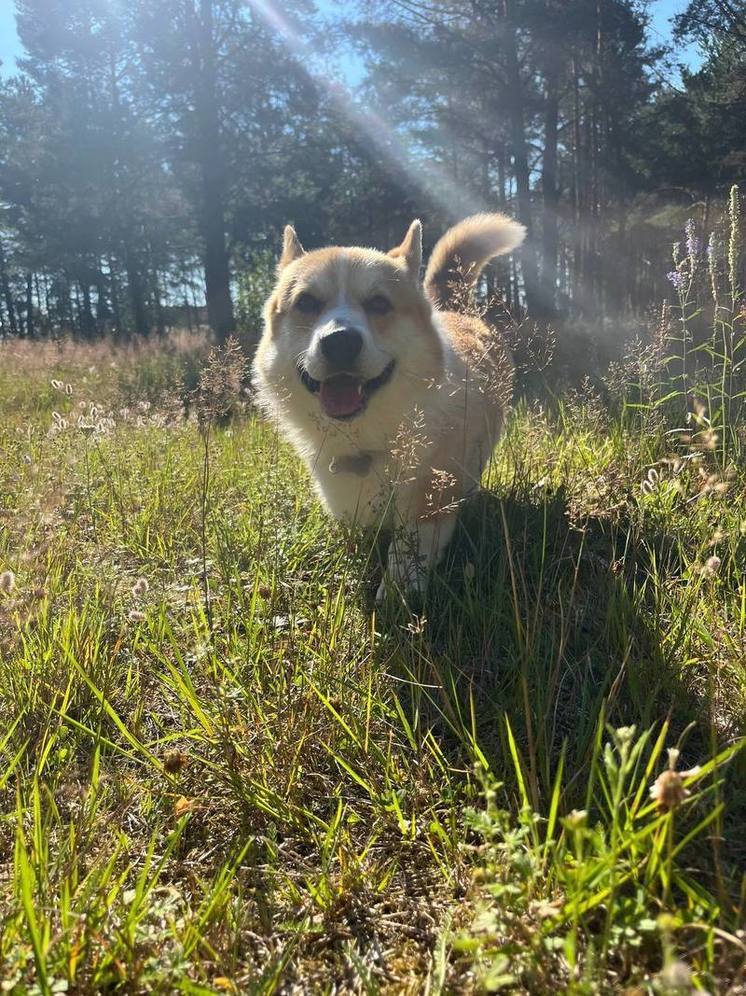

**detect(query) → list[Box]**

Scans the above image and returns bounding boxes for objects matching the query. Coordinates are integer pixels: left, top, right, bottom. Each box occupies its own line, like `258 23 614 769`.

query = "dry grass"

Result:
1 194 745 993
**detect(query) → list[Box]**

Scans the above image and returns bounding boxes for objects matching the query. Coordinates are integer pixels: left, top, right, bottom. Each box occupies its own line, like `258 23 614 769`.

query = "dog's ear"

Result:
388 220 422 278
279 225 305 270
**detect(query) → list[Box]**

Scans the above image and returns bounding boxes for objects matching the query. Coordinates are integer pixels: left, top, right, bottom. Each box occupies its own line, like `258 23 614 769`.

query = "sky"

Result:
0 0 703 80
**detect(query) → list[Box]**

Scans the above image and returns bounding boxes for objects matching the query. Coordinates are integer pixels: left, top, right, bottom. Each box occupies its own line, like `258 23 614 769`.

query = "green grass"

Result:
0 333 744 994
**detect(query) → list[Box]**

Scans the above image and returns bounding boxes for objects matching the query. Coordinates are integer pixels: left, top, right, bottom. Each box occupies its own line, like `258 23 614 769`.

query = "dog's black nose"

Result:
320 328 363 367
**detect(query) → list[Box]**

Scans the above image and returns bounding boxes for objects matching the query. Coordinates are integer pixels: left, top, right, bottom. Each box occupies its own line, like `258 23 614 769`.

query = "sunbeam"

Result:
247 0 490 223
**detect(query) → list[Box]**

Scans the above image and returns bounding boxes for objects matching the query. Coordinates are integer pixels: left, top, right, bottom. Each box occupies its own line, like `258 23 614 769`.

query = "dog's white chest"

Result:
313 449 393 525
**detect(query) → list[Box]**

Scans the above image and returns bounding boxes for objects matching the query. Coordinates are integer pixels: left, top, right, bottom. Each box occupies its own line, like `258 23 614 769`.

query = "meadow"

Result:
1 207 745 993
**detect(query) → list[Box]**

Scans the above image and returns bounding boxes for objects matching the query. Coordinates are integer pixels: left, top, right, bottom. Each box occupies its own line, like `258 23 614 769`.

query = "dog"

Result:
252 213 525 601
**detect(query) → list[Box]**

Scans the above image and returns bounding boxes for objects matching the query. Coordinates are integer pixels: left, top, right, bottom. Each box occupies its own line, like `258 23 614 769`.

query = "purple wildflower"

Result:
685 219 701 259
667 270 686 291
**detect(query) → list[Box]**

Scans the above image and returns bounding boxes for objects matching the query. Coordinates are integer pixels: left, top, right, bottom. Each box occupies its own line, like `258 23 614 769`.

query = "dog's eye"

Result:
294 292 323 315
364 294 393 316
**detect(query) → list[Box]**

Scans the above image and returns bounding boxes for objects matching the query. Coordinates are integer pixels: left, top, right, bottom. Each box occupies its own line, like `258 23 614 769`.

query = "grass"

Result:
0 202 745 992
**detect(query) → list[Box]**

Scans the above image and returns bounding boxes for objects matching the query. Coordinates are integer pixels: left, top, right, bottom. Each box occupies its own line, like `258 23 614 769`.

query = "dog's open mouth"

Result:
297 360 395 420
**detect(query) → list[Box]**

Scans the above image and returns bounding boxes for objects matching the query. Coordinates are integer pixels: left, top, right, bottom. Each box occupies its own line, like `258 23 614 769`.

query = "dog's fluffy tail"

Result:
423 213 526 311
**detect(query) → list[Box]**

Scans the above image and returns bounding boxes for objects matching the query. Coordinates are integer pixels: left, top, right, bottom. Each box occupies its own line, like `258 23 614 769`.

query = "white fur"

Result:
253 217 522 601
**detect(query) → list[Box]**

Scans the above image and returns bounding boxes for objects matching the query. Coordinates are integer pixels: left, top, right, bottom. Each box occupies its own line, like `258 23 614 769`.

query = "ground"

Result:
0 332 744 994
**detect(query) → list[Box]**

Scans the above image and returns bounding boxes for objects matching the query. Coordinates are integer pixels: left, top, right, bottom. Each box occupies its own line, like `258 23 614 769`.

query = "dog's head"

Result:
256 221 443 422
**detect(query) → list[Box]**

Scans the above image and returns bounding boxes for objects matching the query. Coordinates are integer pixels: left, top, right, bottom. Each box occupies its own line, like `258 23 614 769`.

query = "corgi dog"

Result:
252 214 525 601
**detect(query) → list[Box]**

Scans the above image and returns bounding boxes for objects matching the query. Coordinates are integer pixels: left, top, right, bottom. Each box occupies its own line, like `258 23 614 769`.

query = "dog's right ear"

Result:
388 219 422 279
279 225 305 270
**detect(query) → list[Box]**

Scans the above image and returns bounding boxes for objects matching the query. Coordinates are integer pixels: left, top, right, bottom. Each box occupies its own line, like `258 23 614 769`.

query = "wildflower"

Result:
173 795 195 816
0 570 15 594
213 978 238 992
650 748 700 812
650 769 689 811
728 184 740 302
684 218 701 260
131 577 149 597
707 232 720 307
703 555 721 576
666 270 686 292
127 609 146 622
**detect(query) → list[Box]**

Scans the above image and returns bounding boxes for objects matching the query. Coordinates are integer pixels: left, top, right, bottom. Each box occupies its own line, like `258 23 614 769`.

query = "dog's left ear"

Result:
388 220 422 279
279 225 305 270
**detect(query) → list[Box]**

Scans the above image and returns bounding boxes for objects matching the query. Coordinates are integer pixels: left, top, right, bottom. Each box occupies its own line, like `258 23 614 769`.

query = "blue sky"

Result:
0 0 703 80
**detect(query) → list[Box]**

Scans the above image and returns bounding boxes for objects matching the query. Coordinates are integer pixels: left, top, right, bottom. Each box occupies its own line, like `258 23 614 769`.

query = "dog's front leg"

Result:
376 512 457 604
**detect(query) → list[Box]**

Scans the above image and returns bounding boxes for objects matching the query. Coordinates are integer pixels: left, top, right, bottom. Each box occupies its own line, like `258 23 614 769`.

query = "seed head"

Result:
127 609 146 622
658 959 693 991
0 570 15 594
650 769 689 811
703 555 721 576
563 809 588 831
163 750 189 773
131 577 149 597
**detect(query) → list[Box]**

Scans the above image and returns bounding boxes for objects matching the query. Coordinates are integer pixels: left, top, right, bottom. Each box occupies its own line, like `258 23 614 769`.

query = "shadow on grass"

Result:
375 489 743 817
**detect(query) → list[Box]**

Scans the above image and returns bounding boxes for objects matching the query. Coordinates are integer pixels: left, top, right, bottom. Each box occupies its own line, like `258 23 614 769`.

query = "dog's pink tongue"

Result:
319 375 364 418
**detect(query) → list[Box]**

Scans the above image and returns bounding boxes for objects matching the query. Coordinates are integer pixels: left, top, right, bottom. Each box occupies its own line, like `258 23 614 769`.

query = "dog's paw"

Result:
375 555 426 606
374 578 388 606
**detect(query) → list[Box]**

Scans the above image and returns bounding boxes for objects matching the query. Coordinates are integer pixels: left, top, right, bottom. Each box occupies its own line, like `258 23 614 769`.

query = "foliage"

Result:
0 0 744 343
1 205 745 986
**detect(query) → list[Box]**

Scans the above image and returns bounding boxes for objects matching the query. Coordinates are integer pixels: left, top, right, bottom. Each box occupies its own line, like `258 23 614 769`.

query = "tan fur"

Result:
424 213 526 310
252 214 525 601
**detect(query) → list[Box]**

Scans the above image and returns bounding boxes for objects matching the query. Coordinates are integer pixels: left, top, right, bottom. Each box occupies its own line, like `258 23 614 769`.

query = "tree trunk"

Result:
0 242 18 336
96 272 111 323
501 1 539 318
25 272 34 337
153 268 166 335
124 245 148 334
193 0 234 343
108 256 122 332
81 282 96 338
541 51 561 320
571 58 584 313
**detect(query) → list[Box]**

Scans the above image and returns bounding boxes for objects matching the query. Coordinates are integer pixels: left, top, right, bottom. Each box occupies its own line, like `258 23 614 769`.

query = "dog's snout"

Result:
320 328 363 367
